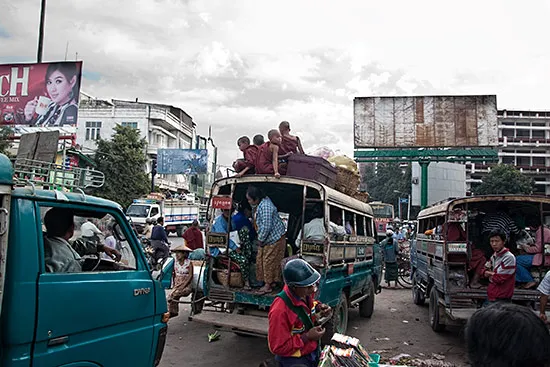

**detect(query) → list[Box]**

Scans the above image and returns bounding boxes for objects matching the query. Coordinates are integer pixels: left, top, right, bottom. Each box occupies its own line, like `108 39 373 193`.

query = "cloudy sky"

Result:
2 0 550 167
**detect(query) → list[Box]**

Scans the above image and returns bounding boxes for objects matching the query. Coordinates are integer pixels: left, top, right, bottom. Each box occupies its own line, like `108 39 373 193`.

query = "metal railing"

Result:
13 158 105 191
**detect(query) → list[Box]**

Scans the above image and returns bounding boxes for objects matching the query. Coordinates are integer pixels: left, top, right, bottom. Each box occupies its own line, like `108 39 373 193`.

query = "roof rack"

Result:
13 158 105 192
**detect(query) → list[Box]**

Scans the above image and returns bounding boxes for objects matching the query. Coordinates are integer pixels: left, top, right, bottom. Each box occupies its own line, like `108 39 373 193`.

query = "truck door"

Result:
32 204 157 366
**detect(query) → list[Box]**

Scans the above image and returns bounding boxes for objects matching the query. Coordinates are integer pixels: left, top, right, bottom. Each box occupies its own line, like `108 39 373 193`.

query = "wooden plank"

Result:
191 311 268 336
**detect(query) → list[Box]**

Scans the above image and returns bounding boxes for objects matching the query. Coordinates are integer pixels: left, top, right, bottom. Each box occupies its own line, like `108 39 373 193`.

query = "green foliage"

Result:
472 164 535 195
362 162 411 214
0 126 13 156
92 125 150 208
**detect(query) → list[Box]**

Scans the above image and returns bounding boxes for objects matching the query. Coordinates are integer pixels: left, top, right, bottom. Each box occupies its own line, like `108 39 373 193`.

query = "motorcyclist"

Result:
268 258 331 367
150 217 170 265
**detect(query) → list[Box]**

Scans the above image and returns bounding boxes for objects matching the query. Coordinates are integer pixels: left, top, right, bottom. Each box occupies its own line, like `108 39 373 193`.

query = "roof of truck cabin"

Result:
212 175 373 216
12 187 124 210
417 194 550 219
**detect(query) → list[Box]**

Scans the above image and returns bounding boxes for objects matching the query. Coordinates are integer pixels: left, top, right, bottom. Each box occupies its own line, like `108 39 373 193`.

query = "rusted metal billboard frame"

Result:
354 95 498 149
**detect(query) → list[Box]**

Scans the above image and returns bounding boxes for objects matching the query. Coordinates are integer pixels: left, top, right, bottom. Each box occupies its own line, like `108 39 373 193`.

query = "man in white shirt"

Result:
537 271 550 322
295 205 346 249
81 219 103 241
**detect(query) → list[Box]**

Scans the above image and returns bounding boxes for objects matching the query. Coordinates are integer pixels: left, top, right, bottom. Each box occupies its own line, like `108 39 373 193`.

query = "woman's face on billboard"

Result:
46 70 75 105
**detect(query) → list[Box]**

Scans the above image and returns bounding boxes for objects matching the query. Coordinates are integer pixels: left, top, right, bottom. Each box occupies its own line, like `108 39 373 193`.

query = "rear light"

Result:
154 326 168 366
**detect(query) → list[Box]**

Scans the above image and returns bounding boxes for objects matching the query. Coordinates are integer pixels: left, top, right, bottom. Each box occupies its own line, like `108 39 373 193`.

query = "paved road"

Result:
161 235 468 367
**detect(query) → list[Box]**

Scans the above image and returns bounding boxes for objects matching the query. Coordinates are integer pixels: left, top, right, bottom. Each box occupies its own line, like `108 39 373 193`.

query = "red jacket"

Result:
182 226 203 250
487 248 516 301
268 285 318 358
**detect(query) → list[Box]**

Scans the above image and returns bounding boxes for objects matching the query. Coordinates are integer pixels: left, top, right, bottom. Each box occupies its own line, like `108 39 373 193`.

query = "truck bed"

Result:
190 311 268 337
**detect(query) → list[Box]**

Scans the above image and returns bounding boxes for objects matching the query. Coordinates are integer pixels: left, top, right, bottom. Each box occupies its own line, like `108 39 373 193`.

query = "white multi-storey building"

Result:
77 95 196 192
466 109 550 195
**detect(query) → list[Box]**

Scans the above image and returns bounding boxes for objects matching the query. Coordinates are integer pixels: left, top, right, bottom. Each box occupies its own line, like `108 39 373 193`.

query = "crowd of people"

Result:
233 121 304 178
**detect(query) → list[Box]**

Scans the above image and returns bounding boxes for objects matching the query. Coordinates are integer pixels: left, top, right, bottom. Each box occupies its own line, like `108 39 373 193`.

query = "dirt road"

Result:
160 285 469 366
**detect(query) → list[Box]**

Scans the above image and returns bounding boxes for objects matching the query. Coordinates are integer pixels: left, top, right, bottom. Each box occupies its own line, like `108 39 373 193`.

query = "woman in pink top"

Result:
516 222 550 289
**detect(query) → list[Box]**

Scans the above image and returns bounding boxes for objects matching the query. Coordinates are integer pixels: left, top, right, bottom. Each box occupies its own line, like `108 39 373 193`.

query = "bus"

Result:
370 201 395 241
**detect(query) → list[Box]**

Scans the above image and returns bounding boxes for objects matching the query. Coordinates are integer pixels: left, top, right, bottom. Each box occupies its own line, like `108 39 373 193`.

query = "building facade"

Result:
77 96 196 192
466 109 550 195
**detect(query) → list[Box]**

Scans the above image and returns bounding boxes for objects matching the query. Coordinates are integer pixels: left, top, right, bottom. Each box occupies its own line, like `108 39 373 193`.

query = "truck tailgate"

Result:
190 311 268 337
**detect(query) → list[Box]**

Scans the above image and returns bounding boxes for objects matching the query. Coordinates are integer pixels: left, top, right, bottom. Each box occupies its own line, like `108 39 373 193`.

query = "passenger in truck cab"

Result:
43 208 121 273
278 120 305 158
516 218 550 289
483 230 516 304
255 129 286 178
295 204 346 249
233 136 259 177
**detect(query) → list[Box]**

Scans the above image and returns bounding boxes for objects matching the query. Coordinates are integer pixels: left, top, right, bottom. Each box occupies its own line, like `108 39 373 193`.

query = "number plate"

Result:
207 232 228 247
302 241 324 255
211 196 233 210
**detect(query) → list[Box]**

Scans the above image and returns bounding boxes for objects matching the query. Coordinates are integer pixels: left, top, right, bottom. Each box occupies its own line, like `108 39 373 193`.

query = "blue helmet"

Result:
283 259 321 287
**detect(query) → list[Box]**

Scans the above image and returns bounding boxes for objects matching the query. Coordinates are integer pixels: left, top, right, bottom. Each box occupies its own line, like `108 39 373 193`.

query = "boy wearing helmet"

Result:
268 258 331 367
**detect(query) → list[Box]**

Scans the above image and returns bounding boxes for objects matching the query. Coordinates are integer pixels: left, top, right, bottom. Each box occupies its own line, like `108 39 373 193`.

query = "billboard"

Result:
0 61 83 127
354 95 498 148
157 149 208 175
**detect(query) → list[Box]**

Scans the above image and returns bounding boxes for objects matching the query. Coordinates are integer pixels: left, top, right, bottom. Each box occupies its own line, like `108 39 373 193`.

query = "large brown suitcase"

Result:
286 154 337 188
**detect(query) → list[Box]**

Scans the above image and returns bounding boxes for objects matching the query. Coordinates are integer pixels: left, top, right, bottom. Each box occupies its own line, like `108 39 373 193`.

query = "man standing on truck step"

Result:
483 230 516 304
268 259 331 367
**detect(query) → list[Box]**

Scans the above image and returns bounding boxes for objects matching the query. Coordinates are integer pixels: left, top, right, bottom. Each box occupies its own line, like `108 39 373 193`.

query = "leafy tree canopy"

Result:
92 125 150 208
0 126 13 156
472 164 535 195
362 162 411 216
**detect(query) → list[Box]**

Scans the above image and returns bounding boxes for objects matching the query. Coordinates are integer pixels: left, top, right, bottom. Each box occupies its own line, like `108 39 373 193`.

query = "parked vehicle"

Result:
1 155 173 366
411 195 550 332
370 202 395 242
189 175 382 341
127 194 200 236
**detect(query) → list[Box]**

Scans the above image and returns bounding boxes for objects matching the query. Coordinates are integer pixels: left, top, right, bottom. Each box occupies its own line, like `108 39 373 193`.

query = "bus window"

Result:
366 217 374 237
330 206 344 227
356 215 365 236
344 210 356 236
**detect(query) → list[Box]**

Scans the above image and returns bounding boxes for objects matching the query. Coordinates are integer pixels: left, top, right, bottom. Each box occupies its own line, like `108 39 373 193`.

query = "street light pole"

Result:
37 0 47 62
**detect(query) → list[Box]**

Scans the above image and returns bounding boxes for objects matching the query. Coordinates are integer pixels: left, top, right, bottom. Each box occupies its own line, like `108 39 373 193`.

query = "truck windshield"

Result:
127 204 150 218
372 204 394 218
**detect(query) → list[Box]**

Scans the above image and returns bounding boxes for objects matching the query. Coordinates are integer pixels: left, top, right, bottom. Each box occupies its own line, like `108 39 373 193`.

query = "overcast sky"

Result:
2 0 550 167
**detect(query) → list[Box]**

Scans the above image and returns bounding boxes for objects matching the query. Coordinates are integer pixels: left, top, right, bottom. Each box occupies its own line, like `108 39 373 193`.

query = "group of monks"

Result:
233 121 305 178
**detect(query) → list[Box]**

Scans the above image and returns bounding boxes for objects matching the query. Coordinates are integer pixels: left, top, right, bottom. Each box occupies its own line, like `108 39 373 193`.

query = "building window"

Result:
502 156 515 164
502 129 515 138
85 121 102 141
121 122 138 129
517 156 530 166
532 130 545 139
533 157 545 166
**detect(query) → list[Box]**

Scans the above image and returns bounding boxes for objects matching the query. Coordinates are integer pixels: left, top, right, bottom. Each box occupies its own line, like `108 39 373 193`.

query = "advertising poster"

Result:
0 61 83 128
157 149 208 175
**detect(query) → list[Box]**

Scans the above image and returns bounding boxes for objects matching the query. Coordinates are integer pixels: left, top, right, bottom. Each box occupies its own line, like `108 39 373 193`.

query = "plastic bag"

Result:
309 146 335 160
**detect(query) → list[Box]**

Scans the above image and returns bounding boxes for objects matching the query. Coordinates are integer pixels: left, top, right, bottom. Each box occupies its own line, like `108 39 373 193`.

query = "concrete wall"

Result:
411 162 466 206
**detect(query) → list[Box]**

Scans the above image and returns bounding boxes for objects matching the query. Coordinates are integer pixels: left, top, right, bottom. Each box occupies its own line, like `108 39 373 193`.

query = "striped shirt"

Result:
482 212 521 237
538 271 550 296
254 197 286 245
487 248 516 301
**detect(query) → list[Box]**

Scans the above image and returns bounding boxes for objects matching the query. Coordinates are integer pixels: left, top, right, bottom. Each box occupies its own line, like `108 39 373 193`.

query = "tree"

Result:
472 164 535 195
92 125 150 208
362 162 411 215
0 126 13 156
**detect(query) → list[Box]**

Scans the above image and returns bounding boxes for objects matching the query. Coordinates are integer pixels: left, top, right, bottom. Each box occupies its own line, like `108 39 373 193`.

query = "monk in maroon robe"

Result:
182 220 204 250
233 136 259 177
278 121 304 157
255 129 286 177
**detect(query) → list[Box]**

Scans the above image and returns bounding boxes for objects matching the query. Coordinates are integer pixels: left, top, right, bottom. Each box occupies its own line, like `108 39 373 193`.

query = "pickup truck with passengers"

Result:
189 175 382 341
0 156 173 366
411 195 550 332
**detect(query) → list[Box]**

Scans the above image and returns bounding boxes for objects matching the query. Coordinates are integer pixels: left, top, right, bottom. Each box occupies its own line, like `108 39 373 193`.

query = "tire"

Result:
322 293 349 345
176 226 184 237
359 282 375 318
412 274 425 306
429 288 446 332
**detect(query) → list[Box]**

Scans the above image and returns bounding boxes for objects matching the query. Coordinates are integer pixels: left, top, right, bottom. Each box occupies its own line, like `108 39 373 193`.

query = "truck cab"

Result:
0 155 172 366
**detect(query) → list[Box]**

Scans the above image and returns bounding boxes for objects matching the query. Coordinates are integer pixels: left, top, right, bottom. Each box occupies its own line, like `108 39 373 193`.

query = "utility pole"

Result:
37 0 47 62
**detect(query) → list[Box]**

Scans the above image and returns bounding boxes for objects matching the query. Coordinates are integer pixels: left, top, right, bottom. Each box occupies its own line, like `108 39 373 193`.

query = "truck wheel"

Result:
429 288 446 332
322 293 348 345
359 281 375 318
176 226 184 237
412 274 425 306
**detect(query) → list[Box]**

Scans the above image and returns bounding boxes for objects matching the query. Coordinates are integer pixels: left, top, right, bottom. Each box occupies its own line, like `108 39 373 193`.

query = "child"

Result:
232 136 259 177
256 129 286 177
167 245 194 317
253 134 265 146
278 121 305 157
483 230 516 304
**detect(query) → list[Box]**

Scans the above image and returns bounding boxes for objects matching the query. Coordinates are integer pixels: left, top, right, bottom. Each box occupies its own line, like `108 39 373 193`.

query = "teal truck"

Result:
0 156 173 366
190 175 382 340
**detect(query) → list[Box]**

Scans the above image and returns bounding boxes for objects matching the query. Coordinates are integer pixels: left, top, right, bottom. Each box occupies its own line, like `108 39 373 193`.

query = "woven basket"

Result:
217 269 244 288
335 166 360 195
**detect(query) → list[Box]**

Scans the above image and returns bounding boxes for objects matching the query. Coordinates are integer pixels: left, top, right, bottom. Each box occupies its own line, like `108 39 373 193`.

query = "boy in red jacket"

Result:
268 259 331 367
483 230 516 303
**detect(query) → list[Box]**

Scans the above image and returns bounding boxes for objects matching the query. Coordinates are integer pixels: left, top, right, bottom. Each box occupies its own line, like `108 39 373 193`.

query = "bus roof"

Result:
417 194 550 219
211 175 373 216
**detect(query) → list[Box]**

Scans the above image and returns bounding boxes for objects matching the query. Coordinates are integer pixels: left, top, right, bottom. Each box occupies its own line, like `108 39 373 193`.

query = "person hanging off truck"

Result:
268 258 331 367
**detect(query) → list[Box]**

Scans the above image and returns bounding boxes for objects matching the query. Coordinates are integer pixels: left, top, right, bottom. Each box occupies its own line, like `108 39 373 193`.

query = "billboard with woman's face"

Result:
0 61 83 128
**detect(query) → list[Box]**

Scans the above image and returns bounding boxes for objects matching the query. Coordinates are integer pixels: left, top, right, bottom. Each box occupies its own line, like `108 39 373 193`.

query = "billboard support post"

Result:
420 161 430 209
37 0 47 63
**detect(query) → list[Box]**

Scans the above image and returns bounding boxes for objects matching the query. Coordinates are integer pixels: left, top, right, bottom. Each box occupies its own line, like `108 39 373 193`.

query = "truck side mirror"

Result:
156 257 175 288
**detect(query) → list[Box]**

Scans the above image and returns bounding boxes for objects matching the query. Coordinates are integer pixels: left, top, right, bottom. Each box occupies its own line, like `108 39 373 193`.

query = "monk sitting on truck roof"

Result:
255 129 286 178
278 121 304 158
233 136 259 178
